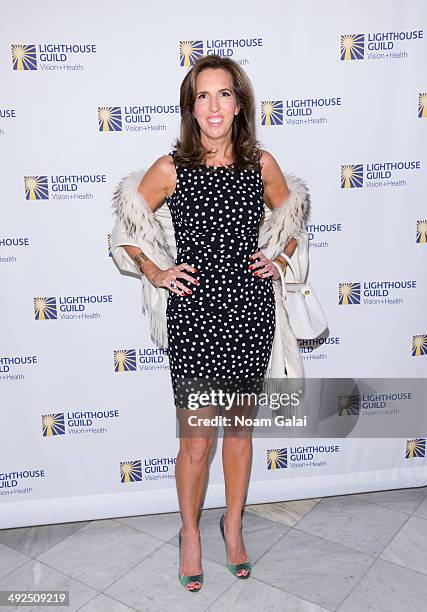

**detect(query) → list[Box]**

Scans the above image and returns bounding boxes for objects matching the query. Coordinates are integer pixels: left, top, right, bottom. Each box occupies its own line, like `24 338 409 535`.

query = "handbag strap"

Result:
271 260 288 298
272 234 304 297
279 252 300 282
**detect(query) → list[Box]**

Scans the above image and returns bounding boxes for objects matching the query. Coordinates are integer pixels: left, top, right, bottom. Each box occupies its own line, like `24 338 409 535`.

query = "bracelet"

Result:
274 255 288 272
132 250 150 275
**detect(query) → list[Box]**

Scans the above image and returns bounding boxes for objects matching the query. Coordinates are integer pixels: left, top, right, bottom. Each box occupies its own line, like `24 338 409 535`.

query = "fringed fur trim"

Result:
112 169 175 267
258 173 311 260
147 300 169 349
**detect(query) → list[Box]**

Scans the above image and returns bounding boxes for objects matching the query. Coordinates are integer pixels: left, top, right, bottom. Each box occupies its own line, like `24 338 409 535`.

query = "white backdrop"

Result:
1 0 426 529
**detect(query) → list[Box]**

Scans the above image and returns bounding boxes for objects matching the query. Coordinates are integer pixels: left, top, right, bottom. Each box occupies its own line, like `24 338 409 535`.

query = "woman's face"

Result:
193 68 240 144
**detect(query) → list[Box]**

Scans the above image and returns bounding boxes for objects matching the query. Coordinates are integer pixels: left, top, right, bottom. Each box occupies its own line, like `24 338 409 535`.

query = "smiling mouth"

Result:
207 117 224 126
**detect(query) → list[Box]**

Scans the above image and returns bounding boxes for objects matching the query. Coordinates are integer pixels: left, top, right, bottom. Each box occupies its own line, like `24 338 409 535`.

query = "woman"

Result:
111 55 309 592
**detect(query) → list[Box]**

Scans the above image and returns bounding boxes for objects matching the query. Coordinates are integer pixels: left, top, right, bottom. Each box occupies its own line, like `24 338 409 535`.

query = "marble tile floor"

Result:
0 486 426 612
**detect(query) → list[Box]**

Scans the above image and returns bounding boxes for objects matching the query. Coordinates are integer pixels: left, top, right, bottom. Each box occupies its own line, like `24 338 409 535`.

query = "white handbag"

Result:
272 246 328 340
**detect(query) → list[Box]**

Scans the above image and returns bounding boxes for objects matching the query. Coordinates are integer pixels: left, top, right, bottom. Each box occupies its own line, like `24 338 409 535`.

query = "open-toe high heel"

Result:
219 513 252 579
178 528 204 592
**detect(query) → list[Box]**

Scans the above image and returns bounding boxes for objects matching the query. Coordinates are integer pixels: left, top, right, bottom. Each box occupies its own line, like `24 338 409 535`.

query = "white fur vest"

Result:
110 167 310 383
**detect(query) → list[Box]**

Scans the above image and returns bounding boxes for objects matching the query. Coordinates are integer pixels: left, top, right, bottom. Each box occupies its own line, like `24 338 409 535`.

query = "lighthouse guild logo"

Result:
338 390 413 417
12 43 96 71
339 283 361 305
341 34 365 60
114 348 169 372
114 349 137 372
180 41 204 66
0 236 30 265
98 105 179 133
267 448 287 470
43 410 119 436
268 445 341 470
299 336 341 362
405 438 425 458
42 414 65 436
307 222 343 249
120 460 143 483
337 394 360 415
261 101 283 126
339 280 416 306
34 297 57 319
25 176 49 200
341 30 423 61
34 295 112 320
98 107 122 131
341 165 363 189
179 38 263 66
0 354 38 382
412 335 427 357
25 174 106 200
12 44 37 70
143 456 177 481
277 96 342 127
0 468 46 497
341 161 421 189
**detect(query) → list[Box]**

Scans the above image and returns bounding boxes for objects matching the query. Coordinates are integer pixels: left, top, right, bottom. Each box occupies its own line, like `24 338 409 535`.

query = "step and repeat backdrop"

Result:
1 0 426 528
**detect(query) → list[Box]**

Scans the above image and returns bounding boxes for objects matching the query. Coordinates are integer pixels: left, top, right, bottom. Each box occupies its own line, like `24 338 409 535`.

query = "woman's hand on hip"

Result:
249 250 280 281
150 263 199 296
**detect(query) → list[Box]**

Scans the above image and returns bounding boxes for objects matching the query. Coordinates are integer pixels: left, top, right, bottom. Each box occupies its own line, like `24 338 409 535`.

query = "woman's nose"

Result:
209 96 219 112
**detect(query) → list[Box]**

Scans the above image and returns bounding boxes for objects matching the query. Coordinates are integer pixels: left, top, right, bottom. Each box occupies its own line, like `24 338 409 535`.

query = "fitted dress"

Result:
165 150 276 409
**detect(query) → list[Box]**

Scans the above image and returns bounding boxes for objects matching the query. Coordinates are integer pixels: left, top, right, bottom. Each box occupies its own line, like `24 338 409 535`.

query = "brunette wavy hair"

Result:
172 55 263 172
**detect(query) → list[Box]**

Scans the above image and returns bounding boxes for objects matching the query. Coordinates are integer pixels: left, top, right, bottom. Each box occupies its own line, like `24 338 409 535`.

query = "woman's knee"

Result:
180 436 215 462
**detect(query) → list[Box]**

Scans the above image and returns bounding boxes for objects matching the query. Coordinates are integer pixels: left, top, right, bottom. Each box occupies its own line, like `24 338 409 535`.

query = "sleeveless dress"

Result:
165 150 276 409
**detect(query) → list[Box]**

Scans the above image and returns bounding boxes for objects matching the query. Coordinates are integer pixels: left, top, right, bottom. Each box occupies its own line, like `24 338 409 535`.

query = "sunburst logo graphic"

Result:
261 101 283 125
416 220 427 243
405 438 425 458
418 93 427 118
114 349 137 372
341 34 365 60
42 413 65 436
337 394 360 415
98 107 122 131
339 282 361 305
341 164 363 188
12 44 37 70
179 41 204 67
412 335 427 357
107 233 112 256
24 176 49 200
120 460 143 483
267 448 287 470
34 297 57 320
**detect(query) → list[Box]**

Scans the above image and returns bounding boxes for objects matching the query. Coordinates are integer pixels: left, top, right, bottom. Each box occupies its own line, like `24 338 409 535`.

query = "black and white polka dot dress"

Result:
165 150 275 408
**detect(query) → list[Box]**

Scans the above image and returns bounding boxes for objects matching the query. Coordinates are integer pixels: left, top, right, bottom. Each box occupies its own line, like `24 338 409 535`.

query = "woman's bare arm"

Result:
261 150 290 210
260 150 297 259
119 155 197 294
122 155 176 277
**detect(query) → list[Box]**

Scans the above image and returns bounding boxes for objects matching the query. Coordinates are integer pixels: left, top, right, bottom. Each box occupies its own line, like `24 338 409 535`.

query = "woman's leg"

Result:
175 405 217 588
221 398 255 577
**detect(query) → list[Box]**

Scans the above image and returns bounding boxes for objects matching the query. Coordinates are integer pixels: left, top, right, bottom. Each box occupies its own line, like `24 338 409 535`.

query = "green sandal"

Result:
219 513 252 579
178 528 204 592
